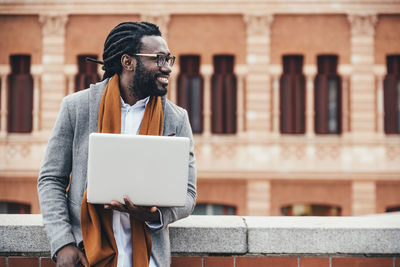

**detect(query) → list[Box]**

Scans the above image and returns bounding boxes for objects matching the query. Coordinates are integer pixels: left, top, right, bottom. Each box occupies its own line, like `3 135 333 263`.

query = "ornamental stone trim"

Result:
39 14 68 36
243 14 274 37
1 1 400 15
140 14 170 39
347 13 378 36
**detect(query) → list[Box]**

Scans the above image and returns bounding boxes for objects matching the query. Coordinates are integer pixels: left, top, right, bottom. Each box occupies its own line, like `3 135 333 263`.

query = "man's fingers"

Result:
123 197 152 212
78 250 89 267
112 197 157 219
123 196 137 211
110 201 127 212
150 206 157 213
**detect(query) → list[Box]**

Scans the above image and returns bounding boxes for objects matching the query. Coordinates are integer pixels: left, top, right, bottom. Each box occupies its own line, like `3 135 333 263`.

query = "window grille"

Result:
281 203 341 216
75 54 100 92
211 55 237 134
0 201 31 214
7 54 33 133
314 55 342 134
384 55 400 134
193 203 236 215
280 55 305 134
177 55 203 133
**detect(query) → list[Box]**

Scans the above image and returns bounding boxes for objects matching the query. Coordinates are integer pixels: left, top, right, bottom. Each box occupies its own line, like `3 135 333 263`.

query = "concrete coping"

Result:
1 214 400 256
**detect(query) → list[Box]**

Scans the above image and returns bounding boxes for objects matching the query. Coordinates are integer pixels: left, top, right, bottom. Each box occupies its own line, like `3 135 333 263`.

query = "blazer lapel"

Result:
85 79 108 189
88 79 109 134
161 95 167 136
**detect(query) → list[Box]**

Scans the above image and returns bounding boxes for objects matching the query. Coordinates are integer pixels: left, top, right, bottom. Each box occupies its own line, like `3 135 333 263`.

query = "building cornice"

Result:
0 0 400 15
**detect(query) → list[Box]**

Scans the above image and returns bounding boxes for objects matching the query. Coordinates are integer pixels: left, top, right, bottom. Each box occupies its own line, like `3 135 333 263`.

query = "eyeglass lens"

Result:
158 55 175 67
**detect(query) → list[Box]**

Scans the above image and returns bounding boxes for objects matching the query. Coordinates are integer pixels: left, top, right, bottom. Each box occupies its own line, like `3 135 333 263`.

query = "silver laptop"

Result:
87 133 189 207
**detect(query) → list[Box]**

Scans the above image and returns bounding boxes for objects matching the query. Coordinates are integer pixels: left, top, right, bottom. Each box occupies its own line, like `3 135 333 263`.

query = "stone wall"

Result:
1 214 399 266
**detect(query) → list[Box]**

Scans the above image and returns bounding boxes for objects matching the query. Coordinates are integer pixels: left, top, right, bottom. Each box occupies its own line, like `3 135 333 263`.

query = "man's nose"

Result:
160 63 172 74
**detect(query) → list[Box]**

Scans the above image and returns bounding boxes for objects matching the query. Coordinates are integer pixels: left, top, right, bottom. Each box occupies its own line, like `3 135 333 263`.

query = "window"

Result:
281 204 341 216
193 203 236 215
386 206 400 212
0 201 31 214
384 55 400 134
177 55 203 133
0 76 2 130
75 55 100 92
280 55 306 134
314 55 342 134
211 55 237 134
7 55 33 133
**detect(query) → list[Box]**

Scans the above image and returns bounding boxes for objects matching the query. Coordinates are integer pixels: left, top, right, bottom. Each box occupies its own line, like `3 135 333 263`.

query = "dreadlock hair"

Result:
101 22 161 80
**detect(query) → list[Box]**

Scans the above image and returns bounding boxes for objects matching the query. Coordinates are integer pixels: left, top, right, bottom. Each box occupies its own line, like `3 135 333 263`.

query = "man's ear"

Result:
121 54 136 72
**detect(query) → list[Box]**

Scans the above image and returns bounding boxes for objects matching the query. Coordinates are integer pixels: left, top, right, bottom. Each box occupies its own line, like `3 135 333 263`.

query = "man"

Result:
38 22 197 267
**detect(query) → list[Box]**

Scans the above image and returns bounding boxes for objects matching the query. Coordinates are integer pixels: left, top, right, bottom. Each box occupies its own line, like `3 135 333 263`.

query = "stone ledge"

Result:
0 215 49 255
1 214 400 256
245 215 400 255
170 215 247 254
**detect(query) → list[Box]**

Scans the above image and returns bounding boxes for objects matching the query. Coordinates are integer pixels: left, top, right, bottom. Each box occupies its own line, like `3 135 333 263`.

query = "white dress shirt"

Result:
113 96 161 267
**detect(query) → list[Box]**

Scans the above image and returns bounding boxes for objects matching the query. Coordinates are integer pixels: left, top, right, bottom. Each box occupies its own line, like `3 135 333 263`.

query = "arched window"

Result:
314 55 342 134
384 55 400 134
281 203 341 216
211 55 237 134
0 201 31 214
280 55 305 134
193 203 236 215
177 55 203 133
7 54 33 133
75 54 100 92
386 205 400 213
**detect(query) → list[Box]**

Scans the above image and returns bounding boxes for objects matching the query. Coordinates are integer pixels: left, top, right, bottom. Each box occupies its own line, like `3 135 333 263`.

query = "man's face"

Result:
128 35 172 99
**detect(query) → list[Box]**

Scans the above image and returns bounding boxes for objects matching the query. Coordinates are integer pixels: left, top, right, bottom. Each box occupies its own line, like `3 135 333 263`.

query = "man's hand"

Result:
104 196 160 222
56 244 88 267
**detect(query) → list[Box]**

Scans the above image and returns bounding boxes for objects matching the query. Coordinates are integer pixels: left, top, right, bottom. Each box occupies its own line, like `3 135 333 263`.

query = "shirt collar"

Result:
120 96 150 110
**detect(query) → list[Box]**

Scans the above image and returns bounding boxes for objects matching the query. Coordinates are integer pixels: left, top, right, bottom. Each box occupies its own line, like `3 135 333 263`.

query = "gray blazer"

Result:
37 79 197 267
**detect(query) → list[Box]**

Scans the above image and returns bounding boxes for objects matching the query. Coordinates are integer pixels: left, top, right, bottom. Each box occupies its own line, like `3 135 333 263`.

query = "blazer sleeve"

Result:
37 97 76 260
157 109 197 229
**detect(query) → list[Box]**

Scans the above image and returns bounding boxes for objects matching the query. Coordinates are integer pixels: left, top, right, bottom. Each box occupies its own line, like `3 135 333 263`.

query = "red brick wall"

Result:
0 177 40 214
2 256 397 267
376 181 400 213
270 180 352 216
271 15 350 65
375 15 400 64
169 15 247 65
65 15 141 64
172 256 397 267
197 179 247 215
0 15 42 65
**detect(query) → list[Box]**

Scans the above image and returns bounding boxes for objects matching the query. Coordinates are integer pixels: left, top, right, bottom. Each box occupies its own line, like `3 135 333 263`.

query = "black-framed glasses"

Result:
134 53 176 68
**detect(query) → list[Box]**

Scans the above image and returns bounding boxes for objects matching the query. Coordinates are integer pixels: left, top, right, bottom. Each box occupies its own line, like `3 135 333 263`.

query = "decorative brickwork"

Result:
38 14 68 130
243 14 274 134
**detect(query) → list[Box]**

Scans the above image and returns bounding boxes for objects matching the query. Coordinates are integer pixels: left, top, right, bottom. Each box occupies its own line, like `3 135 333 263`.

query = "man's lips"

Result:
156 75 169 85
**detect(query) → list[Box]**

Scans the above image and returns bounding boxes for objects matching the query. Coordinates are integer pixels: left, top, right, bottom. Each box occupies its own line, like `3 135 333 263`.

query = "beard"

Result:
128 59 168 100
